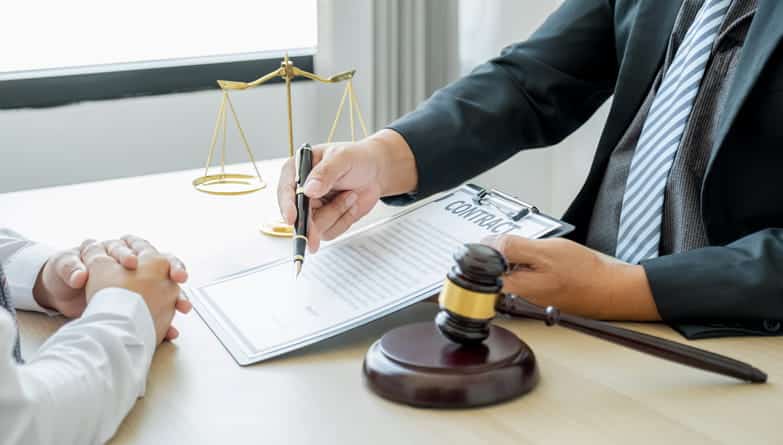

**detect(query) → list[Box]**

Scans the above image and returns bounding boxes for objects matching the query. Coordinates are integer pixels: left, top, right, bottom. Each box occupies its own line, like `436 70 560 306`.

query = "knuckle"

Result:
120 234 135 243
105 241 122 255
61 257 81 270
86 256 113 268
330 145 348 159
502 276 523 293
341 195 354 212
148 255 169 268
164 253 183 267
495 235 514 255
140 255 170 274
52 251 70 267
279 161 294 182
79 239 97 253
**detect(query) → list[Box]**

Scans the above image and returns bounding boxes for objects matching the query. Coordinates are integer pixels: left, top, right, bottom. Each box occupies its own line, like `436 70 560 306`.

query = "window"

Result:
0 1 318 109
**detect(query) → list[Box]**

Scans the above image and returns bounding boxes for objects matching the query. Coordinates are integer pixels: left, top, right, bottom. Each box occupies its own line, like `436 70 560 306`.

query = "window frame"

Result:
0 50 315 109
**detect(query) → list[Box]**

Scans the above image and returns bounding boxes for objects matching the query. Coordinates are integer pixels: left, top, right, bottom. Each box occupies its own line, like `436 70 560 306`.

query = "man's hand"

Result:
82 237 189 344
277 129 418 252
33 235 190 340
483 235 662 321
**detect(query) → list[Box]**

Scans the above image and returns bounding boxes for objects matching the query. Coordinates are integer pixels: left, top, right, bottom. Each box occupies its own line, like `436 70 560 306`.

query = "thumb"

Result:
54 249 89 289
302 150 352 199
481 234 541 265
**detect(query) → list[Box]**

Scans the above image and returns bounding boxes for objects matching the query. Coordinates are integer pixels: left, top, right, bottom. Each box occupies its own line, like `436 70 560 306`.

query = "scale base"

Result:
363 322 538 409
260 219 294 238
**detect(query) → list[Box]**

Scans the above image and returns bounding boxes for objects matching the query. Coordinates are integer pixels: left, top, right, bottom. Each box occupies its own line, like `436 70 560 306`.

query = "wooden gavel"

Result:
436 243 768 383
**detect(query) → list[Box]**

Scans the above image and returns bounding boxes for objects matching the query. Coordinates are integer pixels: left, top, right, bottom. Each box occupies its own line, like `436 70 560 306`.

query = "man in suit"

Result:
0 231 190 444
278 0 783 338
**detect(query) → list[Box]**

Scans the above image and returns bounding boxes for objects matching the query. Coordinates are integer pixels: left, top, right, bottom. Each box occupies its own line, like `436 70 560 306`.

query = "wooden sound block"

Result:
363 322 539 408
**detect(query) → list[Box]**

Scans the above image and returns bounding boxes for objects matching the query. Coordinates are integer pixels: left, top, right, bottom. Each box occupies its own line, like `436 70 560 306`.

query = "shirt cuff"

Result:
3 242 57 314
82 288 157 389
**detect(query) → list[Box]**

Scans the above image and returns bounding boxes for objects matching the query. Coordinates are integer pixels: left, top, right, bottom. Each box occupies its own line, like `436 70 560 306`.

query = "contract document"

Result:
189 184 572 365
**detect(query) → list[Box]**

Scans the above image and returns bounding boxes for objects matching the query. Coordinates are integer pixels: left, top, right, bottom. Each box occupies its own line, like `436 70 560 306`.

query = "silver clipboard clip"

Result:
471 186 540 222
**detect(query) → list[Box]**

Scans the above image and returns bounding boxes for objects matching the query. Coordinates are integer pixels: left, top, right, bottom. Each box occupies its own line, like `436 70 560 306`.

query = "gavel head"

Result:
435 243 508 345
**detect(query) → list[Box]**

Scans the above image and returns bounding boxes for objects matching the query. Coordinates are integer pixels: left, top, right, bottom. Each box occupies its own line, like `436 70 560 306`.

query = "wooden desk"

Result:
3 159 781 445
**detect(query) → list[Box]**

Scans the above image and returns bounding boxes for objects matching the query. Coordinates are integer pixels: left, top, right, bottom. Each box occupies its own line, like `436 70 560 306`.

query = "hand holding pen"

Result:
276 132 411 254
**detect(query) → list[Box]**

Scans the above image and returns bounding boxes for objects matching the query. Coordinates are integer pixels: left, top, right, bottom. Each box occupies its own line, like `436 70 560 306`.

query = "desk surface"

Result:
3 159 781 445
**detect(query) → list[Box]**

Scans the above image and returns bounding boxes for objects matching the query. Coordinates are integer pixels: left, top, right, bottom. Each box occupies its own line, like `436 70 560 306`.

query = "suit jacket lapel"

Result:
709 0 783 170
596 0 681 159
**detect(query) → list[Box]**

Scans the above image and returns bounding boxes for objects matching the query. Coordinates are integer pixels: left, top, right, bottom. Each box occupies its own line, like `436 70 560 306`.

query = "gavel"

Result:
435 243 767 383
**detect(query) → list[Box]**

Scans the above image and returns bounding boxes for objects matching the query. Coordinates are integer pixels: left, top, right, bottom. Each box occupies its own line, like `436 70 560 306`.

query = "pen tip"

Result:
294 261 302 278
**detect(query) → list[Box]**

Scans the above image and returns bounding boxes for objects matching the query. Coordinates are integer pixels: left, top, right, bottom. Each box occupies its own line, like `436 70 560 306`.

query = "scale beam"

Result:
192 54 369 241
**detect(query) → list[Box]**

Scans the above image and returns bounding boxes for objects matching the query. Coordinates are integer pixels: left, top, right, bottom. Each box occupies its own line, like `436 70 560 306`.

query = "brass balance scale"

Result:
192 54 368 237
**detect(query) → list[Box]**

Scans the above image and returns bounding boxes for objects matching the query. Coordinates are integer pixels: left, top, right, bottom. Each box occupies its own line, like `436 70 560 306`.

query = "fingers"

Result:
53 248 89 288
175 296 192 314
481 234 542 265
83 235 187 284
308 223 322 253
278 146 327 224
141 255 173 277
164 254 189 283
501 270 554 303
163 297 192 341
105 239 138 270
312 191 358 241
165 326 180 341
277 158 297 225
120 235 187 282
122 234 159 259
80 239 114 267
322 201 360 241
302 147 352 199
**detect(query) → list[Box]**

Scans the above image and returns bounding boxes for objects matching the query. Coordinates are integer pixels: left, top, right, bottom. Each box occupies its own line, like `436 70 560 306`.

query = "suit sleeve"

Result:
384 0 618 204
642 228 783 339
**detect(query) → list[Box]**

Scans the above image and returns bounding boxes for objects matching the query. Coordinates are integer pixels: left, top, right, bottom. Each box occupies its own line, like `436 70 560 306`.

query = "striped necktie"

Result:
615 0 731 264
0 267 23 363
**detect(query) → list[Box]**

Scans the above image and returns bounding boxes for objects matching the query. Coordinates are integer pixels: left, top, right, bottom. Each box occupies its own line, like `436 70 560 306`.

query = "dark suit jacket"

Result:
387 0 783 338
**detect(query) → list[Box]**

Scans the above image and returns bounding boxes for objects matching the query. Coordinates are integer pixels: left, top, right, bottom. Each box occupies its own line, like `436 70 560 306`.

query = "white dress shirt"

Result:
0 229 157 445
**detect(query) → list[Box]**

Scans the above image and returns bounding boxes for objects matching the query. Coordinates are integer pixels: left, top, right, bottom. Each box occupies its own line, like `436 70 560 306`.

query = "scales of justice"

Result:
192 54 368 237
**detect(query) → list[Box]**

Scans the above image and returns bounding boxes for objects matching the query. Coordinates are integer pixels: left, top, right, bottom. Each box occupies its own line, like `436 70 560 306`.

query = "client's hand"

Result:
33 235 190 339
82 237 189 344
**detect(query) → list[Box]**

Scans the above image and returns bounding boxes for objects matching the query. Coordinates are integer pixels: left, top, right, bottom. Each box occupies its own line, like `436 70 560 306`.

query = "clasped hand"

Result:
33 234 191 343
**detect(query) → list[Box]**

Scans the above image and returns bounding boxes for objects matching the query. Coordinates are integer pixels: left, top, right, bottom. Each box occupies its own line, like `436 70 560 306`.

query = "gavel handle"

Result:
496 294 767 383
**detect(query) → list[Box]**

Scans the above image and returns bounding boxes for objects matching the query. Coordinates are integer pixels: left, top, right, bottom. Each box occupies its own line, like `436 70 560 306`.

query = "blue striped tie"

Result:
615 0 731 264
0 267 23 362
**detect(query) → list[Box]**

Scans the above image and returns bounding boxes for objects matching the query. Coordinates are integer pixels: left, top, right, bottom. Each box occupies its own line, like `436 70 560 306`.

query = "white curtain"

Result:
371 0 459 130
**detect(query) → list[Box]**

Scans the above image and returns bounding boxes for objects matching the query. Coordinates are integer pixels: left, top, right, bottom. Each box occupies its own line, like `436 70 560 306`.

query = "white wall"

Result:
0 0 609 219
0 0 372 194
460 0 609 216
0 84 322 193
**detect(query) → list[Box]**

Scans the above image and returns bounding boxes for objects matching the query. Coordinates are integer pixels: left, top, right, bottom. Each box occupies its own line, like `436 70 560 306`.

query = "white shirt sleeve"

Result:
0 288 157 445
0 228 57 313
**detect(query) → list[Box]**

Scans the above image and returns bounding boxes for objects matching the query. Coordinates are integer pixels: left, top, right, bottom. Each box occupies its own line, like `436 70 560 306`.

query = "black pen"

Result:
293 143 313 277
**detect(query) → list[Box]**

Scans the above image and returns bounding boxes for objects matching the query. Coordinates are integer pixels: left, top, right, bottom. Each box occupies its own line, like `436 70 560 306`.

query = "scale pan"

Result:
193 173 266 196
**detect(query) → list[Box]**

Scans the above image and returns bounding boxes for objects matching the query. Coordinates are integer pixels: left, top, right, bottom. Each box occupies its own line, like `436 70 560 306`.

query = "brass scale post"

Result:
193 54 368 236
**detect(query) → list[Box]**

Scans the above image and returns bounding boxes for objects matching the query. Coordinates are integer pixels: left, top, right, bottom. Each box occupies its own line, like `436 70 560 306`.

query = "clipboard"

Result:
189 183 574 365
463 183 574 238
